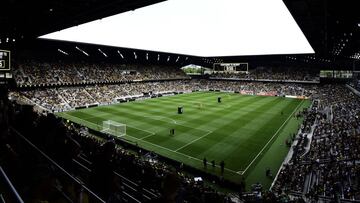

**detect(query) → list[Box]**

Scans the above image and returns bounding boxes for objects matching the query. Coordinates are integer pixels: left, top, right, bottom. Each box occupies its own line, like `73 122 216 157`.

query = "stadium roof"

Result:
38 0 314 57
1 0 360 63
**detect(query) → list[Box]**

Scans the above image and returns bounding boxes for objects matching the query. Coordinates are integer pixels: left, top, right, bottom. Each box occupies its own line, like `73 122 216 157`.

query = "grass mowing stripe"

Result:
116 92 237 117
121 128 241 175
60 111 156 138
174 130 213 152
241 99 304 175
79 106 214 149
196 99 296 167
174 96 268 130
176 97 287 170
56 92 308 185
243 99 310 189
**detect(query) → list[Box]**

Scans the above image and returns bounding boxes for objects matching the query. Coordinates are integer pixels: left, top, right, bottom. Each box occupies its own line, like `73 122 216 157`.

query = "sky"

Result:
39 0 315 57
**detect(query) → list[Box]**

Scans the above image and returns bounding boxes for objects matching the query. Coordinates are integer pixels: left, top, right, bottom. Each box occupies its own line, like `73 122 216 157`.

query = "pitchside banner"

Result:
257 91 277 96
240 90 254 95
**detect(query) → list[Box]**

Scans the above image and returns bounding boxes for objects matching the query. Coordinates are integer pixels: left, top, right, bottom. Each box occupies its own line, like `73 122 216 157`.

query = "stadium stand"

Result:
2 59 360 202
210 66 320 83
272 85 360 202
15 78 317 112
3 0 360 202
14 60 189 87
2 90 236 202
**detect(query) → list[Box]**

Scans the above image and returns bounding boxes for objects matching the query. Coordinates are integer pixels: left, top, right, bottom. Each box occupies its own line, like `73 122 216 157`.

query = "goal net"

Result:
102 120 126 137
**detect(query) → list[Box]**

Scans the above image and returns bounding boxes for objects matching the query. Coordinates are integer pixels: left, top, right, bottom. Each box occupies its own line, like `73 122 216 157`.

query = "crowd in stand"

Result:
13 60 324 87
14 60 188 86
4 60 360 202
211 66 319 82
272 85 360 202
15 80 317 112
8 80 360 202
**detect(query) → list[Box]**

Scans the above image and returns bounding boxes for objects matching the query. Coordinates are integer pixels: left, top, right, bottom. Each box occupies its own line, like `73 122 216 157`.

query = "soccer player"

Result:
220 160 225 175
211 160 215 169
170 128 175 136
203 157 207 169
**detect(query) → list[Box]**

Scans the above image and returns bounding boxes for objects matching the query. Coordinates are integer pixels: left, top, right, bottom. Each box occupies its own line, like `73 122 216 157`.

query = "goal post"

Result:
102 120 126 137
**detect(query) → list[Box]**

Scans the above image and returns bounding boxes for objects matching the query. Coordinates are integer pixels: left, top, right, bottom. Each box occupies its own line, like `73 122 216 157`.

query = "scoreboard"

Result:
0 50 11 82
213 63 248 73
0 50 11 71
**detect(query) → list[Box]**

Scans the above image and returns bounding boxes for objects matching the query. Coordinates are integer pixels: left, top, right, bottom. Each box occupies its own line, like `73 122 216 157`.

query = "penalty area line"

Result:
174 130 213 152
60 111 240 176
60 112 156 139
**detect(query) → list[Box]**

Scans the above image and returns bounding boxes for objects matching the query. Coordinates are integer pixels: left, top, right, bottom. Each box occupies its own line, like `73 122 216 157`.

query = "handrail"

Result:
72 159 91 173
290 192 360 203
10 127 106 203
0 166 24 203
73 155 156 202
113 171 158 198
123 191 141 203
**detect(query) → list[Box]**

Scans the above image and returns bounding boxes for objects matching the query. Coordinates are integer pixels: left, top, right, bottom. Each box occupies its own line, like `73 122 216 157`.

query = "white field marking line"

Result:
175 130 213 152
239 100 304 175
142 115 178 124
60 112 239 175
141 116 213 147
126 132 239 174
61 112 155 139
128 125 156 139
63 111 212 141
134 115 208 134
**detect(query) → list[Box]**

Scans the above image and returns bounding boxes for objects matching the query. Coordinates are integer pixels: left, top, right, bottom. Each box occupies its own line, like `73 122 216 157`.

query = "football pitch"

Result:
57 91 310 188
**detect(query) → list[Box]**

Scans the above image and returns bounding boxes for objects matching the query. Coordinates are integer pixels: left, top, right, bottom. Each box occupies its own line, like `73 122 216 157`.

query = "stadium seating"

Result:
14 61 189 87
272 85 360 202
1 98 234 202
210 66 320 82
2 61 360 202
15 80 316 112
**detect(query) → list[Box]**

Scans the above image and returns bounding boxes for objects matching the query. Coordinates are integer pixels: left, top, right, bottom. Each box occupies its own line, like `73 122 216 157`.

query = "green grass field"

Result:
56 91 310 189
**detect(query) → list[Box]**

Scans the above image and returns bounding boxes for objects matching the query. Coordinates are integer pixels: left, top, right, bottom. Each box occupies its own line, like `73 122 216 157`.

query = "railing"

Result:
72 154 159 202
0 166 24 203
10 127 106 203
10 126 158 203
290 191 360 203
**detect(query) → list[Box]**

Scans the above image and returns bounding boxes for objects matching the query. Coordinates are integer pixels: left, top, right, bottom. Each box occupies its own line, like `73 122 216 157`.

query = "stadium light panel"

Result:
39 0 315 57
98 48 108 57
117 50 124 58
75 46 89 56
58 48 69 55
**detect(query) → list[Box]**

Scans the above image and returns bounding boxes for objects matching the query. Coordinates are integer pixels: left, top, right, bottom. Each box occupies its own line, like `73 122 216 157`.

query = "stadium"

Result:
0 0 359 203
